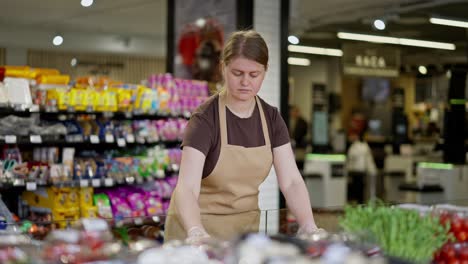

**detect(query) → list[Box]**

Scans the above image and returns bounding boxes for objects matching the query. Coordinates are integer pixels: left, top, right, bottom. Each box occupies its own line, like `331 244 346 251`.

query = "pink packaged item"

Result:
144 194 164 216
127 192 146 217
106 191 132 219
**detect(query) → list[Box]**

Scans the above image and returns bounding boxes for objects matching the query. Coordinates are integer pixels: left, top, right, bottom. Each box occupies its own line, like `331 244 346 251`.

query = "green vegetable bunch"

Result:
339 201 451 263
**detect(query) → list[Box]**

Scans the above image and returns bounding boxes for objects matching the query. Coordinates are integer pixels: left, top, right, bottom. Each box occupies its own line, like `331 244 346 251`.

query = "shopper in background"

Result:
289 105 308 148
165 30 321 243
289 105 308 170
346 130 377 204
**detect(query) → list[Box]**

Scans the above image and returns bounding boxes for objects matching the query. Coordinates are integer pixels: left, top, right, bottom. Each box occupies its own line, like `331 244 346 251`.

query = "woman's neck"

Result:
224 92 256 118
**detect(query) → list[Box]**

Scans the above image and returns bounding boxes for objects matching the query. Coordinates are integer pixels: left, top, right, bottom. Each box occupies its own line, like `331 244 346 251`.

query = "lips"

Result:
238 89 250 92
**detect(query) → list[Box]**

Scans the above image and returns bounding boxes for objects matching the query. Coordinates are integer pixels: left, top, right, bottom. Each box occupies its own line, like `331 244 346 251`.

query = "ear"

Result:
220 61 225 73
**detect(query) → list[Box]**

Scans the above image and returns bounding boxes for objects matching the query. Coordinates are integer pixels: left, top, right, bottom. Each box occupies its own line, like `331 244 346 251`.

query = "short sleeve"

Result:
181 114 213 156
271 107 290 148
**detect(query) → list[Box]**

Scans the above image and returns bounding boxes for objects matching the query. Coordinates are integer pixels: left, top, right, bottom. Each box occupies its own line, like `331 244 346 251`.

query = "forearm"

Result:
282 177 317 229
173 185 205 234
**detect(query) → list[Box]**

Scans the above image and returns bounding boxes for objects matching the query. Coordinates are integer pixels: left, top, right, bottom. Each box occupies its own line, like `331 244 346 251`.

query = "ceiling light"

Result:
418 65 427 75
71 58 78 67
81 0 93 7
430 17 468 28
52 35 64 46
446 70 451 78
337 32 455 50
195 18 206 28
373 19 386 30
288 35 299 44
288 45 343 56
288 57 310 66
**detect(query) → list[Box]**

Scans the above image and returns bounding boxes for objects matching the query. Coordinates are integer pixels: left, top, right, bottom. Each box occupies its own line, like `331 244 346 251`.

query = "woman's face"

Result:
223 56 266 102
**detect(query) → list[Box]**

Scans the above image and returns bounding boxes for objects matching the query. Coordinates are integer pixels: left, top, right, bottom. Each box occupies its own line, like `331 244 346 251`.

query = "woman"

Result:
165 30 320 243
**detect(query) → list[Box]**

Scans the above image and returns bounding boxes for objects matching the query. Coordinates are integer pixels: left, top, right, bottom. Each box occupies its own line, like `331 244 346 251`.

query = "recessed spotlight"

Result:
81 0 93 7
373 19 386 30
288 35 299 45
53 35 64 46
446 70 451 78
195 18 206 28
71 58 78 67
418 65 427 75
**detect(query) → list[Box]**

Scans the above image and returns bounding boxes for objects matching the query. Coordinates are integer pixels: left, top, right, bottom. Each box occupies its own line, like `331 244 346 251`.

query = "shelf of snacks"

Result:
1 144 181 187
0 66 209 117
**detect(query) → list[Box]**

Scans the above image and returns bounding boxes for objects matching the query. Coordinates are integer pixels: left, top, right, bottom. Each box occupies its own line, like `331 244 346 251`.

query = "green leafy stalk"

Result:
339 201 451 263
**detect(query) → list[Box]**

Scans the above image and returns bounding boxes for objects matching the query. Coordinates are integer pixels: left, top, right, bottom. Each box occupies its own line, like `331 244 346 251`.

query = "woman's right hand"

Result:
185 226 211 245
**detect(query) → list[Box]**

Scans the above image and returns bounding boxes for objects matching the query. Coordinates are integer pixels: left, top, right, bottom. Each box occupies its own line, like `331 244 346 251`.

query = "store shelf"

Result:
0 106 191 120
0 134 181 148
0 173 177 190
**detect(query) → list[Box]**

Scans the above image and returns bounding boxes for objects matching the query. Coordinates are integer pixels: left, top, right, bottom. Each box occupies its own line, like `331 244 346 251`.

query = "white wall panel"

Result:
255 0 281 235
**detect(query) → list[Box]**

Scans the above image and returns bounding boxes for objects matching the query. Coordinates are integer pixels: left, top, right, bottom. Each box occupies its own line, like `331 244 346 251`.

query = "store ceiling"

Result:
290 0 468 67
1 0 468 67
0 0 166 38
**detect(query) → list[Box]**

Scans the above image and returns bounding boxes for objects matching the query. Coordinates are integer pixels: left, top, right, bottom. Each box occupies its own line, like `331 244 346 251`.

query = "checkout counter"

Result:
303 154 347 208
398 162 468 205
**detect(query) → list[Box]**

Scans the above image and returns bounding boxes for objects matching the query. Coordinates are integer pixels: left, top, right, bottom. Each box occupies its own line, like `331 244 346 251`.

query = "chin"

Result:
235 93 254 101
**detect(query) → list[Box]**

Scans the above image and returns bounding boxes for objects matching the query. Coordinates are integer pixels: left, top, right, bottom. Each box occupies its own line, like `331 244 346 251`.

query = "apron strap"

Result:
255 96 271 146
218 90 228 146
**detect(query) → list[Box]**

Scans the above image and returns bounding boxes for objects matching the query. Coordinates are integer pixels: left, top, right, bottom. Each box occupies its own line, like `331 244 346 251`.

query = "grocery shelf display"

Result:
0 66 208 236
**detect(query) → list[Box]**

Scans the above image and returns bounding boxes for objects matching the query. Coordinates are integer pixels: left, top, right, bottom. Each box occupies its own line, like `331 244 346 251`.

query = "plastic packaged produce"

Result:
0 230 34 264
41 219 123 264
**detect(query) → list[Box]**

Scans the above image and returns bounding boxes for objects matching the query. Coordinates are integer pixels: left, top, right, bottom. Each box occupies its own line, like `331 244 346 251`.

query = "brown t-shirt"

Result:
182 94 290 178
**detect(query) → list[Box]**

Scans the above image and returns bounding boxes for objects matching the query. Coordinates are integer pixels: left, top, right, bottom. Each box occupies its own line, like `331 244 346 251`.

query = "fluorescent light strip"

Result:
430 17 468 29
337 32 455 50
288 45 343 57
287 57 311 66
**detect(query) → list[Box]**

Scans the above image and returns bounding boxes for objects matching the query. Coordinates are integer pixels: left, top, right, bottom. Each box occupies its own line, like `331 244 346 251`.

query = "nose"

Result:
241 75 249 86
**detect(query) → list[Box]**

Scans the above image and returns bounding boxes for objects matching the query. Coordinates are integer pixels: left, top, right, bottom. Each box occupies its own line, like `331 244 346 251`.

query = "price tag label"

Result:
26 182 37 191
104 178 113 187
156 169 165 178
5 135 17 144
90 135 100 144
105 134 114 143
80 180 89 188
136 177 143 184
30 135 42 144
13 179 25 186
92 179 101 187
134 218 143 225
126 134 135 143
117 138 126 147
124 112 133 119
126 177 135 184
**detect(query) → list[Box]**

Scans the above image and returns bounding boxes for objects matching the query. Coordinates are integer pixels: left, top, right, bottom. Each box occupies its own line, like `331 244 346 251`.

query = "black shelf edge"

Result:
0 135 181 148
0 107 191 120
0 174 178 190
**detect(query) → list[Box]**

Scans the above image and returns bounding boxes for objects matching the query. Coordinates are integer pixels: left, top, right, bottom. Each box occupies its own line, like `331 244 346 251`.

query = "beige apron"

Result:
165 91 273 241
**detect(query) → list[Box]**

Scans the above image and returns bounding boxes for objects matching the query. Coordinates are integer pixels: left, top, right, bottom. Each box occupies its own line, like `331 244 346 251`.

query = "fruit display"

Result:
432 205 468 263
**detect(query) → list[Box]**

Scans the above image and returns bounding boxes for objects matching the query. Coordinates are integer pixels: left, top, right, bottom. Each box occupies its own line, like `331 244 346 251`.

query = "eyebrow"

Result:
231 69 261 73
